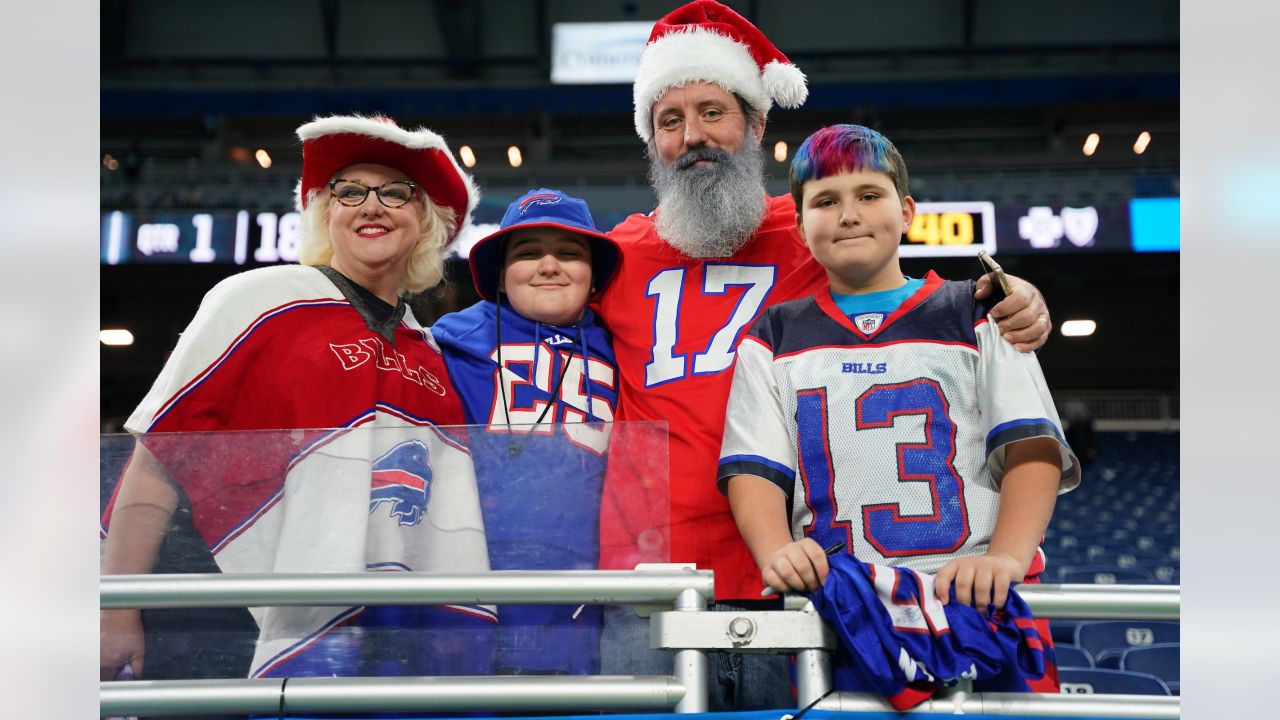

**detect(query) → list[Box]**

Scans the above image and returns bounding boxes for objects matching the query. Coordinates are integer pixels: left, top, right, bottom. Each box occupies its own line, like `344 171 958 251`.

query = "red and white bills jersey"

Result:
597 194 827 599
718 273 1080 572
108 265 494 678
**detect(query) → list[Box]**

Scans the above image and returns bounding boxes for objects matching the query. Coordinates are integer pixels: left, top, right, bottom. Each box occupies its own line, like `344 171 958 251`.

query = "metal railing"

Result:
101 571 1181 718
100 569 713 609
815 688 1179 718
102 676 688 717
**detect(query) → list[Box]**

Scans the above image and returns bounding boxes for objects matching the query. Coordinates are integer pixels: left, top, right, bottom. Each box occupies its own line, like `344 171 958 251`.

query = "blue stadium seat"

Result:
1134 536 1159 550
1095 648 1124 669
1074 621 1180 664
1055 534 1080 549
1108 528 1133 543
1060 566 1156 585
1050 620 1081 645
1059 668 1171 695
1117 547 1172 563
1120 643 1180 694
1130 560 1179 583
1054 644 1094 668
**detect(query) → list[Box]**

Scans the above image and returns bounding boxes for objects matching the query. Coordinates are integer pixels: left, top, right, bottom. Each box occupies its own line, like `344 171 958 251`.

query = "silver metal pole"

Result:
1019 584 1180 620
816 690 1179 719
670 587 708 713
101 675 686 717
794 647 832 708
781 584 1179 620
101 570 714 609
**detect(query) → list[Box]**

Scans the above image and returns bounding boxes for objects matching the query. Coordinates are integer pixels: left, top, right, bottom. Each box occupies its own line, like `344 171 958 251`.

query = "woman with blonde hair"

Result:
101 115 495 683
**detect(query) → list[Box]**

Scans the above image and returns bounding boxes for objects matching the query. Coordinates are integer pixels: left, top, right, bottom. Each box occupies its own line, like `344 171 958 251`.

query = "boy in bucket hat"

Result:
432 188 622 676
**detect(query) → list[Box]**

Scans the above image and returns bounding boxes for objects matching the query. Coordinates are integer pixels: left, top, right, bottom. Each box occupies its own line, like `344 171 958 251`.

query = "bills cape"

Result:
103 265 496 678
809 553 1052 710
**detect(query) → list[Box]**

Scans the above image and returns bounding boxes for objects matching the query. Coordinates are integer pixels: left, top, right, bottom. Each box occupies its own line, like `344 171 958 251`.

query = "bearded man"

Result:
594 1 1052 709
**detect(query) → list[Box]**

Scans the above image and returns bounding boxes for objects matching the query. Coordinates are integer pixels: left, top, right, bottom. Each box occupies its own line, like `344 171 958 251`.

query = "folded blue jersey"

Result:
809 554 1052 710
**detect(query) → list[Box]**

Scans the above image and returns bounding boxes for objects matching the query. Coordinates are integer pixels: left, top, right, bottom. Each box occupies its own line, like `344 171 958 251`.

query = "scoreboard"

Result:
100 198 1178 265
900 201 996 258
101 210 303 266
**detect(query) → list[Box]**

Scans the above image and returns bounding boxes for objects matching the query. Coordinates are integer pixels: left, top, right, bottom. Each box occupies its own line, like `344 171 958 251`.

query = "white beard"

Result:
648 140 768 259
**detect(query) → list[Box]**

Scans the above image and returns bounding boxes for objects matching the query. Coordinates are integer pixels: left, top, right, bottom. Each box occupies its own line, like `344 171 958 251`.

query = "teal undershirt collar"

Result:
832 277 925 317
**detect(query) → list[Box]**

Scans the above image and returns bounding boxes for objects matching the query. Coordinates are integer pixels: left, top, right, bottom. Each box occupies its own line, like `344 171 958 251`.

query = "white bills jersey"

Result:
718 272 1080 573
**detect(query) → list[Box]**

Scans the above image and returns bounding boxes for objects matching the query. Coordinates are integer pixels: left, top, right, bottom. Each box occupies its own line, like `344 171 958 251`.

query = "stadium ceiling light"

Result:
459 145 476 168
103 153 119 171
100 329 135 346
507 145 523 168
1060 319 1097 337
1082 133 1100 157
1133 131 1152 155
255 149 272 169
773 141 788 162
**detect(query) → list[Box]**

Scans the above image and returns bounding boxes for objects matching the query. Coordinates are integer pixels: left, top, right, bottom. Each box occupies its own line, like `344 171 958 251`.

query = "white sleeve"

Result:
717 336 797 496
976 318 1081 493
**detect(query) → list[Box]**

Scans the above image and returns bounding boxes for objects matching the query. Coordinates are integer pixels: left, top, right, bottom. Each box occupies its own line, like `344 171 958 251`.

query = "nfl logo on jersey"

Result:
855 313 884 334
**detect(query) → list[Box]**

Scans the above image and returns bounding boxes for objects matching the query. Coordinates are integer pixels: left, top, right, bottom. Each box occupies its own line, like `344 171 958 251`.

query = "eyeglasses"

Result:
328 178 418 208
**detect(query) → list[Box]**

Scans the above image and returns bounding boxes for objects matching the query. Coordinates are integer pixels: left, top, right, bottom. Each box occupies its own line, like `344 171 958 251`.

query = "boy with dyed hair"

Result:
717 124 1080 703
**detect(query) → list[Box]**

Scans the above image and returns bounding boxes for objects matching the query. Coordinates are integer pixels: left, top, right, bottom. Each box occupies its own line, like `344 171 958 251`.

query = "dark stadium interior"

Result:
98 0 1181 706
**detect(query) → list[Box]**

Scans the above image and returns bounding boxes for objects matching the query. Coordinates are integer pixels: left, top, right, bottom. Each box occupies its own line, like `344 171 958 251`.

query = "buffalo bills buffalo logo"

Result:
518 192 561 213
369 439 433 527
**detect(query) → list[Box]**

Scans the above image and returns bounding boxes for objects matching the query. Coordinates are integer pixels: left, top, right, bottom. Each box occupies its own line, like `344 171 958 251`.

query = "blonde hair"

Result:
298 187 458 294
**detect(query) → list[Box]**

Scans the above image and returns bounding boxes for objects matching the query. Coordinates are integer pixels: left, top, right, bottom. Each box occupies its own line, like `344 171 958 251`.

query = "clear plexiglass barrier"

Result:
100 421 669 682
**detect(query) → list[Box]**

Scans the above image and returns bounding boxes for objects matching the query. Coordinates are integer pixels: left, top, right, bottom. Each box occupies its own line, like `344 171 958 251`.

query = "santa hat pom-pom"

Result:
762 60 808 108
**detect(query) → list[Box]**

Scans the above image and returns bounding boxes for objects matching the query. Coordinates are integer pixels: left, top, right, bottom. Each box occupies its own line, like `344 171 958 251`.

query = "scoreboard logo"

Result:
899 201 996 258
1018 206 1100 249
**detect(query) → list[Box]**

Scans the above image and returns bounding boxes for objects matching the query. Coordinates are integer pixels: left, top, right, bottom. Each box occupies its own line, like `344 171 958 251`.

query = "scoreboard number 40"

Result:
908 211 974 246
898 201 997 258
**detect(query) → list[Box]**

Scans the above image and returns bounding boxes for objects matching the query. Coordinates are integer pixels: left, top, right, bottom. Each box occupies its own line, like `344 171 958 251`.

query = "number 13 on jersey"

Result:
797 379 971 558
644 264 777 387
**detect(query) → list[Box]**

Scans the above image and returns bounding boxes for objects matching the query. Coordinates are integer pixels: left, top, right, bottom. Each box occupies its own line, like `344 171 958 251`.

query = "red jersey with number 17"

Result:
596 194 827 600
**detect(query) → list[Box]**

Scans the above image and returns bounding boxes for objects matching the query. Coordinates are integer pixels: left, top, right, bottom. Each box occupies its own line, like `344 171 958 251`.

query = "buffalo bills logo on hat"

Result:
369 439 433 527
519 192 563 214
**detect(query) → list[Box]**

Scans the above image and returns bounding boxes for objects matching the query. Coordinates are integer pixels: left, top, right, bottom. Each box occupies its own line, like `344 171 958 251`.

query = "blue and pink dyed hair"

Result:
789 124 910 213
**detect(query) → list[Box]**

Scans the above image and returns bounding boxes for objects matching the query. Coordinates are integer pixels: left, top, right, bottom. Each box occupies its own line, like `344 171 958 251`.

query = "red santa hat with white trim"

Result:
632 0 808 143
295 114 480 244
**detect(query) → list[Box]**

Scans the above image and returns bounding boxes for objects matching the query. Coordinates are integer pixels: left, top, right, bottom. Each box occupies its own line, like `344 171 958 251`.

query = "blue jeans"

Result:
600 603 793 711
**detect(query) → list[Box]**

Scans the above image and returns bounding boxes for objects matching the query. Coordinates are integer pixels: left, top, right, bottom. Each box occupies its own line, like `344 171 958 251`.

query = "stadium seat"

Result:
1059 668 1172 696
1054 644 1094 668
1060 566 1155 585
1120 643 1180 694
1095 648 1124 669
1131 560 1179 583
1074 621 1180 664
1050 620 1081 645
